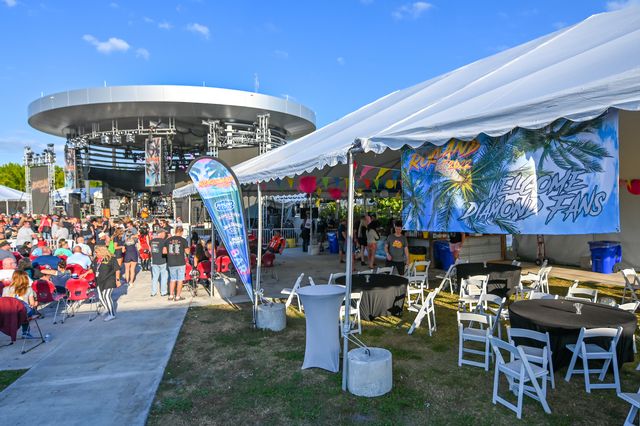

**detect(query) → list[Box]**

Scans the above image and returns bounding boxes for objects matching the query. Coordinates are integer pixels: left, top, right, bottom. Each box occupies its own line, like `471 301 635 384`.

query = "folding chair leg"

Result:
625 405 638 426
516 378 525 419
21 319 46 354
612 355 621 394
565 349 580 382
583 357 591 393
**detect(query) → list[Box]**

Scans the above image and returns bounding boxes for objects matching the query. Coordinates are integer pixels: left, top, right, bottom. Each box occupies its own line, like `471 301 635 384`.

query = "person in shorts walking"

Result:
164 226 190 301
449 232 465 261
150 229 168 297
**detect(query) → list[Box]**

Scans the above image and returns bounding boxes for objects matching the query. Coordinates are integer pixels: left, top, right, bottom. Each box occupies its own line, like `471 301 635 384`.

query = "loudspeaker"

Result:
68 193 81 218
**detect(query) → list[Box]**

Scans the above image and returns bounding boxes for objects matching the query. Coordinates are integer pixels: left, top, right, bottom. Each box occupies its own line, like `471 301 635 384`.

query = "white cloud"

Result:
392 2 432 20
273 50 289 59
607 0 640 10
158 21 172 30
136 48 150 60
337 56 346 65
143 16 154 23
3 0 17 7
82 34 130 54
186 22 210 39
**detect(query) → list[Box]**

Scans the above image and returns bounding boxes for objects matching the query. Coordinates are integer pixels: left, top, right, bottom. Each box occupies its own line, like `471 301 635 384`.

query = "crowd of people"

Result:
0 213 203 336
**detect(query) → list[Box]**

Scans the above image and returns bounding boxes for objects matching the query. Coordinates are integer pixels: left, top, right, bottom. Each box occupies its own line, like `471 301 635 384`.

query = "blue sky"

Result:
0 0 634 164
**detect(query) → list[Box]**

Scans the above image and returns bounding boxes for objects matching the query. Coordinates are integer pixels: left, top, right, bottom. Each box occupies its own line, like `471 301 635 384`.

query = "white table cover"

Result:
297 284 345 372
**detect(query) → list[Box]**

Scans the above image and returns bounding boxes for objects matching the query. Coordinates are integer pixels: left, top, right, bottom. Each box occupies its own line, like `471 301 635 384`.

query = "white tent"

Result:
234 7 640 184
0 185 28 214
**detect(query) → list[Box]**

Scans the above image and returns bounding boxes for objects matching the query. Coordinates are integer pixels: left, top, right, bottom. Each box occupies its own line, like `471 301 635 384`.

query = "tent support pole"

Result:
255 184 263 327
280 201 284 230
188 195 192 225
342 150 355 391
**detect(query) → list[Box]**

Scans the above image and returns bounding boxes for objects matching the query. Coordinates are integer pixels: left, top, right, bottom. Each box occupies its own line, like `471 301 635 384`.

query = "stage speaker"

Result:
68 193 81 218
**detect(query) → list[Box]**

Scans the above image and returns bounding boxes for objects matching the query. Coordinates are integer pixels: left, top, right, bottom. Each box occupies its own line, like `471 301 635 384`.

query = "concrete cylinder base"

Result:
308 244 321 255
347 347 393 397
213 278 238 299
256 303 286 332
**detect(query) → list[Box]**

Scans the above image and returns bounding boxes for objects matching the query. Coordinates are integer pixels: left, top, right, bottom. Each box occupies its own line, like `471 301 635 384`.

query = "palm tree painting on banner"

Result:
401 110 619 235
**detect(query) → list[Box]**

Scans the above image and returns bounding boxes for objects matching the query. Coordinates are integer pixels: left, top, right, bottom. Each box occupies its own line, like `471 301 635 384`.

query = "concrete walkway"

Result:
0 270 191 425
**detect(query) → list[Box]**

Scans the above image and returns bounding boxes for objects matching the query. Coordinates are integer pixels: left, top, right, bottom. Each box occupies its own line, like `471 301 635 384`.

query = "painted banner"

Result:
402 111 619 234
188 156 253 301
64 146 77 189
145 137 163 187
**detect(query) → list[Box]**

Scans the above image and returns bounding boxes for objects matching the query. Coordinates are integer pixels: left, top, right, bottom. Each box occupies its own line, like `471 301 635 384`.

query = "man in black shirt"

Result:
150 229 168 297
163 226 190 301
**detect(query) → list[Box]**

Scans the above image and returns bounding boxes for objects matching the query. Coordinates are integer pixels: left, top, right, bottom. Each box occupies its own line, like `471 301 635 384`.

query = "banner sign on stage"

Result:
402 111 619 234
30 165 50 215
64 146 77 189
188 156 253 301
145 137 163 187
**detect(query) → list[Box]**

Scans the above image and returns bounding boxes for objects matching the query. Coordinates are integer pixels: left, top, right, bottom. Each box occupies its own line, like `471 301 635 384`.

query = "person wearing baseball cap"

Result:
0 239 14 261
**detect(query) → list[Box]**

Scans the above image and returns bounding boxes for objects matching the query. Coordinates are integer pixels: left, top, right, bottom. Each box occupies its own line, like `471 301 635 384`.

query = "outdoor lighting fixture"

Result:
126 133 135 144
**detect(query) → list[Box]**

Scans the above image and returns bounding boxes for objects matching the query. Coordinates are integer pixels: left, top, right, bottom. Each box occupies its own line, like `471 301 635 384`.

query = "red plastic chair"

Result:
215 256 231 273
64 278 99 322
262 252 275 267
196 260 213 296
32 279 67 324
66 264 96 286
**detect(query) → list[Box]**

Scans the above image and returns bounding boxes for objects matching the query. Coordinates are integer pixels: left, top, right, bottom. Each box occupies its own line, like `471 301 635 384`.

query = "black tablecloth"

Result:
509 299 637 369
334 274 408 320
456 262 521 297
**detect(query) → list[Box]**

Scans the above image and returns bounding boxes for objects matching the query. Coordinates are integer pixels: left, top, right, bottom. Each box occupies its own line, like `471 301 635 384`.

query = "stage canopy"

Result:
232 7 640 188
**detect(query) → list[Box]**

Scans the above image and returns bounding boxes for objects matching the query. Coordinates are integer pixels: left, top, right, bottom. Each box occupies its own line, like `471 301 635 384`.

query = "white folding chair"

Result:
511 260 522 267
507 327 555 389
281 273 304 311
489 337 551 419
619 385 640 426
358 269 374 274
517 266 551 299
376 266 394 275
618 302 640 354
406 266 429 312
621 269 640 304
565 326 622 393
328 272 346 285
409 260 430 275
339 291 363 335
457 312 491 371
458 275 488 312
476 293 506 338
408 290 437 336
435 263 456 295
529 291 558 300
308 277 316 286
566 281 598 303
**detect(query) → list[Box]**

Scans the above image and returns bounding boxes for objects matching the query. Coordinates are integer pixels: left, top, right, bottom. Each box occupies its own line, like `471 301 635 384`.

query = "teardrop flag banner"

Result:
188 156 253 302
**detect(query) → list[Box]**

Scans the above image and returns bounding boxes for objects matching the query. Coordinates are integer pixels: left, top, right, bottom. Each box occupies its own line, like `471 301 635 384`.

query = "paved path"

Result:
0 270 190 426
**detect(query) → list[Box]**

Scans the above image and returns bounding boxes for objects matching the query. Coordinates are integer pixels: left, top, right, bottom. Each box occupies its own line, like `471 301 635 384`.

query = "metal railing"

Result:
250 227 299 242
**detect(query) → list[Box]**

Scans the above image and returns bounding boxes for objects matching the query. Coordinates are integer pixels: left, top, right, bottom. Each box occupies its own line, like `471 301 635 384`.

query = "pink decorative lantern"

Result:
328 187 343 200
628 179 640 195
298 176 317 194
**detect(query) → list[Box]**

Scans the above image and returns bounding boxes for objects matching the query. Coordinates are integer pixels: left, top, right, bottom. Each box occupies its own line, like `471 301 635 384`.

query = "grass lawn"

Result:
149 278 640 425
0 369 27 392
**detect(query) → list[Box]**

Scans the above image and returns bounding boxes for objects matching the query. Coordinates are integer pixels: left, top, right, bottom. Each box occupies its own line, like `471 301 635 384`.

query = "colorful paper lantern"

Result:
628 179 640 195
328 187 343 200
298 176 317 193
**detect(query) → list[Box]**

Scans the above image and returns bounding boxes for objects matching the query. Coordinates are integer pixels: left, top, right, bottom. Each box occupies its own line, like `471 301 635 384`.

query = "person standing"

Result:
357 215 368 266
449 232 465 261
366 213 380 269
89 245 120 322
123 235 139 286
164 226 189 301
138 230 151 271
300 213 311 252
150 230 168 297
337 219 347 263
385 221 409 275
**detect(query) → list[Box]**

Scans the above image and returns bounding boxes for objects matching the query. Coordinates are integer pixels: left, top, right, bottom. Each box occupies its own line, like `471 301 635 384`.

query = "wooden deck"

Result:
518 261 627 287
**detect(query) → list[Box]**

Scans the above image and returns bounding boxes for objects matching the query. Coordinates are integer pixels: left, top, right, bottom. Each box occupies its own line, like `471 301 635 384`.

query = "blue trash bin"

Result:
327 232 339 254
588 241 622 274
433 240 455 270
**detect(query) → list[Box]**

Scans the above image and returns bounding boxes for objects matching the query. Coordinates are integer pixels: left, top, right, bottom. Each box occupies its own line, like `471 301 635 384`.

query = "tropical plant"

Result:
401 165 427 229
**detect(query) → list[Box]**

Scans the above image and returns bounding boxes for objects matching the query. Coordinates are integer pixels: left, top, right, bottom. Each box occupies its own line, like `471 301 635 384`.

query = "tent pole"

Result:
255 184 263 326
5 200 8 215
342 149 355 391
188 195 192 226
280 201 284 230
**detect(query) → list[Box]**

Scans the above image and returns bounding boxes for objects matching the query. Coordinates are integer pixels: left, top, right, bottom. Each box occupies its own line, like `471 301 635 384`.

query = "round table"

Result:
456 262 521 297
297 284 345 372
334 274 408 320
509 299 637 369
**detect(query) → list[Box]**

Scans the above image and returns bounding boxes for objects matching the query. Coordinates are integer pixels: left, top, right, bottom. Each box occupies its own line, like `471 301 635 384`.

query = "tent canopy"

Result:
0 185 28 202
232 7 640 187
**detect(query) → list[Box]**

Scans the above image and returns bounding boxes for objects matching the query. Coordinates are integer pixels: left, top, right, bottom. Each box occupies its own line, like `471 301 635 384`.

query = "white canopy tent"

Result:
0 185 28 214
234 7 640 185
216 7 640 391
